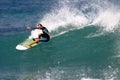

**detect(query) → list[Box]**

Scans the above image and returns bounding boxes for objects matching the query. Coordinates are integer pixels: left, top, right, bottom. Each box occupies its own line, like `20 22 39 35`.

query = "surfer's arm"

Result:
28 38 39 47
27 26 37 30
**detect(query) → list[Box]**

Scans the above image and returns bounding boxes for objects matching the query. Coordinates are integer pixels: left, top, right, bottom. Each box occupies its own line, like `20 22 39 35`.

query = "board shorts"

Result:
39 37 50 42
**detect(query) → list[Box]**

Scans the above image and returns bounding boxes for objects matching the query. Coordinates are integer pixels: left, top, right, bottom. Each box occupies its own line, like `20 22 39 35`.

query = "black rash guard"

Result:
40 27 50 42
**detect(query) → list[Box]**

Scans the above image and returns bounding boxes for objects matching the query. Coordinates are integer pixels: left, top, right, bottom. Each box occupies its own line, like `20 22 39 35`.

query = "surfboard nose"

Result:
16 45 28 50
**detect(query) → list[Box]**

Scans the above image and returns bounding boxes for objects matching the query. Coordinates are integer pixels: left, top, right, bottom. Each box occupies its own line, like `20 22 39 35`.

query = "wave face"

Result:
0 0 120 80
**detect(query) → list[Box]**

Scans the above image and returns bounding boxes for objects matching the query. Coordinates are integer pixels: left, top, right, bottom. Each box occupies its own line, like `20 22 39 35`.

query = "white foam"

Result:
40 6 88 32
81 78 101 80
92 10 120 32
39 0 120 37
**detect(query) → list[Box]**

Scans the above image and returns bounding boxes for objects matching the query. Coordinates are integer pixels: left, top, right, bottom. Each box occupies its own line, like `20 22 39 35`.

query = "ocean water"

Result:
0 0 120 80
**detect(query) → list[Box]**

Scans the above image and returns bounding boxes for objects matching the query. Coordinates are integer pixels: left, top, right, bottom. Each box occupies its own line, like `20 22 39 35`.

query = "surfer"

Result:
27 23 50 47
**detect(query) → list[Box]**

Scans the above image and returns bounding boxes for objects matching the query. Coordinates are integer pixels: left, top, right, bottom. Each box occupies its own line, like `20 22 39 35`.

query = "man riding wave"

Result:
27 23 50 47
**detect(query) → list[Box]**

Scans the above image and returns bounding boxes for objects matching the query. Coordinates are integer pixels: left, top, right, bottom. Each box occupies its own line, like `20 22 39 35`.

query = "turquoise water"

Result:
0 0 120 80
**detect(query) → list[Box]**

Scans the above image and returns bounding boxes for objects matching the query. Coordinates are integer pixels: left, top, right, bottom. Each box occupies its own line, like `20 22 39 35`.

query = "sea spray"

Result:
39 0 120 36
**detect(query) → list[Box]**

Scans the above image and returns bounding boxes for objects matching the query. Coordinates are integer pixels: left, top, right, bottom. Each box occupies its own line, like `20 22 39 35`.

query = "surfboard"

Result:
16 39 38 50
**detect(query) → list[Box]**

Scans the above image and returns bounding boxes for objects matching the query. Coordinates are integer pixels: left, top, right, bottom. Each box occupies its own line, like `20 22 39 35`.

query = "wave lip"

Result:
39 0 120 36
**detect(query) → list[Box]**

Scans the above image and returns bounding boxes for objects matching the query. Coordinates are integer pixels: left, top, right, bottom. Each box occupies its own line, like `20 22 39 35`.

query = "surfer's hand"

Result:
27 26 32 30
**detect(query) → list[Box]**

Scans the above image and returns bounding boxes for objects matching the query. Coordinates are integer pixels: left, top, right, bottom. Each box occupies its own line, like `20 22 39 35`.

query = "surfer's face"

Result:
37 24 42 29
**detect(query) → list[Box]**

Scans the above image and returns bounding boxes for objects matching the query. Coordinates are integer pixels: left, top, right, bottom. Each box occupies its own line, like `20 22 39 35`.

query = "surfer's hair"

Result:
37 23 43 27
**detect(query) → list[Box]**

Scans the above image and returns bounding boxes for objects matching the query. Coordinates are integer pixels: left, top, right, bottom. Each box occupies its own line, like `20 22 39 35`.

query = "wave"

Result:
1 0 120 80
39 0 120 37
